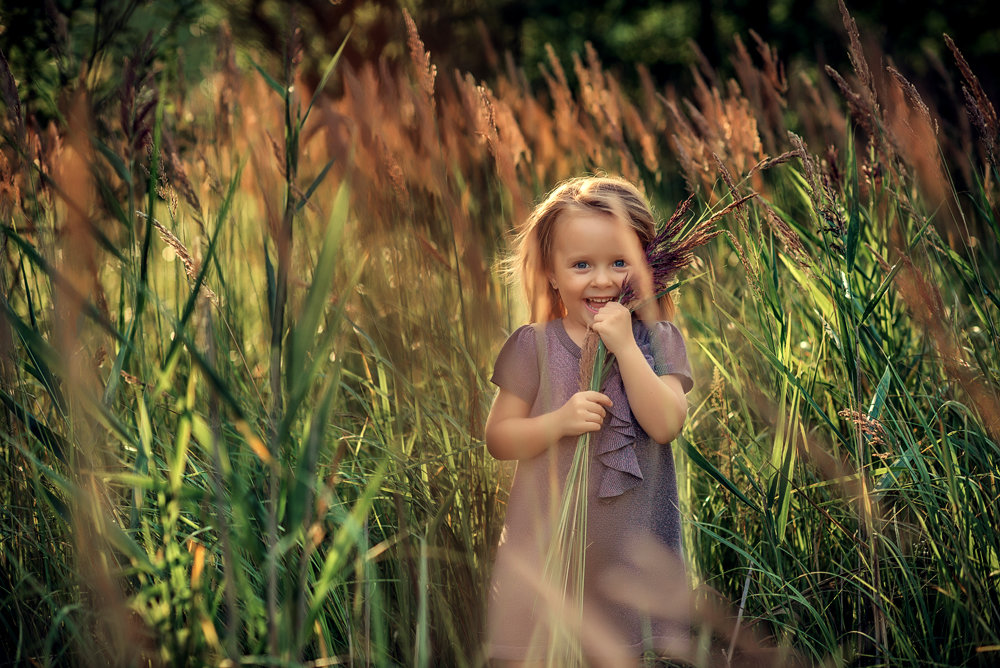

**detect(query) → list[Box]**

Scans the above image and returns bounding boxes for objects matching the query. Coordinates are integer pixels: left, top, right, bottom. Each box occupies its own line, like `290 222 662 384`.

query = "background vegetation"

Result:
1 0 998 665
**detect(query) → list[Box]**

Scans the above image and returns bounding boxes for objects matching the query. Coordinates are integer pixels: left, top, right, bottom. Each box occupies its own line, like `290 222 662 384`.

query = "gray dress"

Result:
486 318 694 661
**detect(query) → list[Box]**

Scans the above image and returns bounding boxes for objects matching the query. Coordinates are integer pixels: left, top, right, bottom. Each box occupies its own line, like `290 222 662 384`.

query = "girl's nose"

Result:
592 267 614 287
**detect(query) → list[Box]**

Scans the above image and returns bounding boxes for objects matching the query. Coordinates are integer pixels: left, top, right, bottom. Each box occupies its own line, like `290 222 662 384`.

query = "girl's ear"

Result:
547 271 558 291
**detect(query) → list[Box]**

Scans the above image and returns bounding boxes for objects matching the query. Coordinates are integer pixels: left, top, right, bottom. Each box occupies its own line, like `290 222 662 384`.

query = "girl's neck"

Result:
560 317 589 347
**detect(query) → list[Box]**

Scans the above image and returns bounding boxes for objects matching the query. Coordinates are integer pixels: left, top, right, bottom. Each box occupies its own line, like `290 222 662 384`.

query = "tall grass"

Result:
1 1 998 665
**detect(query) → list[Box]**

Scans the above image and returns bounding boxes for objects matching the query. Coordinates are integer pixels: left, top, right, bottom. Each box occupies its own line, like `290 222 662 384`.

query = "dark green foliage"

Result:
2 2 999 667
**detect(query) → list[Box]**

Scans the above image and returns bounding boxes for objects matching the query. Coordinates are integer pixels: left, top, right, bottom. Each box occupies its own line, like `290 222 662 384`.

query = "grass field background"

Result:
1 2 999 665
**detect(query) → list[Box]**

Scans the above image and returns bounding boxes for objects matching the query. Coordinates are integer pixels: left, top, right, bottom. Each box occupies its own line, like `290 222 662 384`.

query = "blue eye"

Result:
613 259 626 268
574 261 589 269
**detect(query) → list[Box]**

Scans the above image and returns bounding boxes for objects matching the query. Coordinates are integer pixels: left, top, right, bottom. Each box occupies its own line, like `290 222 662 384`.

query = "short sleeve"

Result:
490 324 540 404
638 320 694 394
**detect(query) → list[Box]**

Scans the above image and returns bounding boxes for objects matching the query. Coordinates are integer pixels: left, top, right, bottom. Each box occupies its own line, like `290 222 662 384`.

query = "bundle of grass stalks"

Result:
1 1 998 665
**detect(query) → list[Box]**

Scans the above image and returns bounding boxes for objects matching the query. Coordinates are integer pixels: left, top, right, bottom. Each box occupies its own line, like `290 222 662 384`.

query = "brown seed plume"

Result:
403 9 437 106
945 34 999 170
896 255 1000 441
578 329 600 392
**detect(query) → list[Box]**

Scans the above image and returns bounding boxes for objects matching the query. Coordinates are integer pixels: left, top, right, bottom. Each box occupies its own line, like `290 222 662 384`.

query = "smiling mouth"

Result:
585 297 615 313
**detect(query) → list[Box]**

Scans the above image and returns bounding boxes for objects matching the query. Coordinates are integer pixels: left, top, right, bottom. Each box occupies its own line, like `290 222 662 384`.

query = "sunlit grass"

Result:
2 3 999 666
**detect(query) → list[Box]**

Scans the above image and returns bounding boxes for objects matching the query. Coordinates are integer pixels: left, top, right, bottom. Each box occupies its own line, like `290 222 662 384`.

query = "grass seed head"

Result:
0 50 25 153
578 329 600 392
404 9 437 106
945 34 999 169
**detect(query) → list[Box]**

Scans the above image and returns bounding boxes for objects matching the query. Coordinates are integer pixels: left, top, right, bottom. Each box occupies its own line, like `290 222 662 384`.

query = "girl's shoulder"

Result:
631 318 685 344
498 322 545 350
493 322 550 370
491 323 548 401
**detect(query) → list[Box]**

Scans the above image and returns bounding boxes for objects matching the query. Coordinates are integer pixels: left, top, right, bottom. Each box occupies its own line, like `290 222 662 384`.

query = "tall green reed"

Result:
2 3 999 666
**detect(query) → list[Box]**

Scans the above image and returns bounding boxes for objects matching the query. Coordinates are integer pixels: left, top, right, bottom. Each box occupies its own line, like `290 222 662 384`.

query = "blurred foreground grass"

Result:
2 3 999 666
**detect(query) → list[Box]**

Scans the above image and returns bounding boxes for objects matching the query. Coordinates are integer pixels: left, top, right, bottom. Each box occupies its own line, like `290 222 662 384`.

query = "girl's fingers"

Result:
586 405 607 424
560 392 612 436
581 391 613 407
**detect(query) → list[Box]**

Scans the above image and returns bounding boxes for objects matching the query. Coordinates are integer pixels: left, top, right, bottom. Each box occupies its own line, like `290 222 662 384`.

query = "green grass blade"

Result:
249 57 286 97
679 434 762 512
303 31 351 124
289 181 349 390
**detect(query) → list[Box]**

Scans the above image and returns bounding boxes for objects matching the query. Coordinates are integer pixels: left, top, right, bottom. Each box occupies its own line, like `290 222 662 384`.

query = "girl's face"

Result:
547 210 648 341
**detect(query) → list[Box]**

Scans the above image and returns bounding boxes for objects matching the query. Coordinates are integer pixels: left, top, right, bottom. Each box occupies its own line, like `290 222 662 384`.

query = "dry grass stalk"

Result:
747 150 798 175
837 408 888 454
725 230 763 301
620 193 737 308
403 9 437 107
54 90 100 368
52 86 152 665
896 256 1000 441
661 70 763 197
214 22 240 144
578 329 600 393
758 198 812 269
622 101 660 177
826 5 887 166
824 65 876 141
119 34 158 157
705 193 757 227
0 147 20 221
143 212 220 307
944 34 999 170
600 75 642 185
750 30 788 100
686 39 721 91
838 0 876 106
663 94 710 195
886 66 934 130
0 51 26 155
789 132 845 236
573 44 608 126
476 84 528 225
636 64 665 133
794 70 848 150
883 69 959 239
375 135 409 204
702 192 760 298
542 44 578 152
730 32 788 154
159 129 204 223
713 153 750 235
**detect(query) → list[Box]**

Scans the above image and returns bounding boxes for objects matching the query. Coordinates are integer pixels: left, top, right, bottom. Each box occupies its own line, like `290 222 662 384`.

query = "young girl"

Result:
485 176 694 664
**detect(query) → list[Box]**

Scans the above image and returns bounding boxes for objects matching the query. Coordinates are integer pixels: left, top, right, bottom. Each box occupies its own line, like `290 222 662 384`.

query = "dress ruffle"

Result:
594 346 656 498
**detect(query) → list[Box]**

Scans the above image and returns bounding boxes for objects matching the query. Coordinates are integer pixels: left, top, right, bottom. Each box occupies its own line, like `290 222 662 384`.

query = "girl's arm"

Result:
614 347 687 444
485 388 613 460
591 303 687 444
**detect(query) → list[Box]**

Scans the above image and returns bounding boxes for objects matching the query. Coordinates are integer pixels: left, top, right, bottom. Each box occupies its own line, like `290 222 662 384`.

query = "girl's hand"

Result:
590 301 637 356
556 390 613 437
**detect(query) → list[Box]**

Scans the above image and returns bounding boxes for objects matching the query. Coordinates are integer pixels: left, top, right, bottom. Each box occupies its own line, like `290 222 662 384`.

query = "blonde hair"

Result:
508 175 675 322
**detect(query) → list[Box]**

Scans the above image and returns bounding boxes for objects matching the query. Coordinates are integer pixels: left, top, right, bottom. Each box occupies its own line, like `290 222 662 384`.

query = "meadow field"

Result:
1 2 999 665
